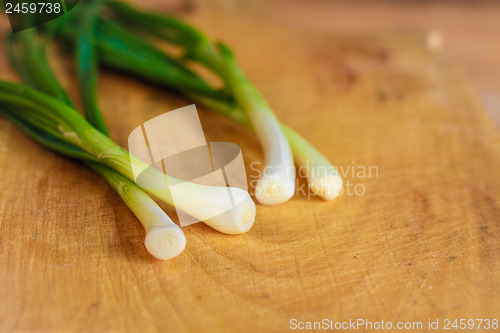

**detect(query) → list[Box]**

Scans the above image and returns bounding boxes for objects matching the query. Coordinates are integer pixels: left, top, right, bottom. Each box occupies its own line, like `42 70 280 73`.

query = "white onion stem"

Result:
281 125 343 200
216 45 296 205
90 162 186 260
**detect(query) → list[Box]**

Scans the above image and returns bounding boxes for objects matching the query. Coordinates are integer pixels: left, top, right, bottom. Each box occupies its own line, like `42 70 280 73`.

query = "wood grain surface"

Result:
0 1 499 332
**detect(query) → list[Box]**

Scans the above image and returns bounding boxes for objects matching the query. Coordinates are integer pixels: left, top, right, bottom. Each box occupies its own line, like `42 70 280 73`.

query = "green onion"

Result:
2 20 257 257
58 1 343 202
0 81 256 234
5 26 187 260
215 44 296 205
2 106 186 259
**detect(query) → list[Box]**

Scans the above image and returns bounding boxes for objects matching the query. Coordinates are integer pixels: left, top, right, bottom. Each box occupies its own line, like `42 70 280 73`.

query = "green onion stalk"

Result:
56 0 343 204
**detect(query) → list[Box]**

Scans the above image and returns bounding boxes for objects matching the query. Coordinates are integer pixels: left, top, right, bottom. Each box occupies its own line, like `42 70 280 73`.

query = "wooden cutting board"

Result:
0 1 499 332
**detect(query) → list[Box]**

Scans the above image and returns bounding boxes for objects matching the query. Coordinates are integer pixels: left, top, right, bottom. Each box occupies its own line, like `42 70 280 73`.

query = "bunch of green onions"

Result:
1 0 342 259
54 0 344 205
0 7 256 260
